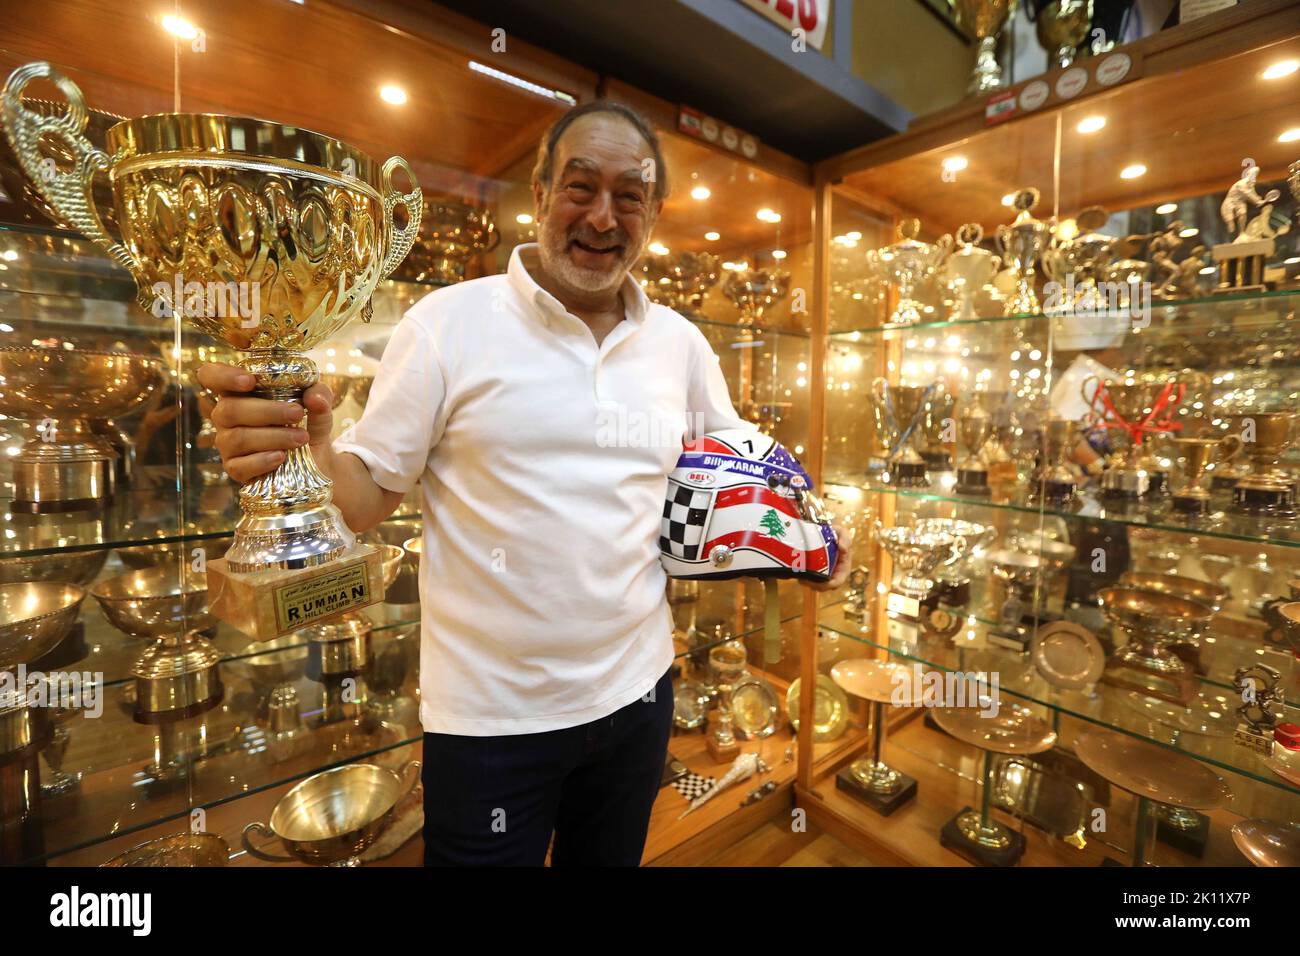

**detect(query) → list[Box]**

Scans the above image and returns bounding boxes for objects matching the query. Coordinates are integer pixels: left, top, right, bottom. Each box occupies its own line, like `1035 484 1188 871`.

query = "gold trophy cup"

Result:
954 0 1016 93
2 62 422 642
1167 433 1242 515
1227 411 1296 516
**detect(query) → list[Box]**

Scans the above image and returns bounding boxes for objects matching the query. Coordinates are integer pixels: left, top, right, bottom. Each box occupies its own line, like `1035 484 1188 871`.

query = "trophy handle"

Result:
995 223 1011 255
377 156 423 285
0 62 137 279
396 759 422 801
943 534 967 568
240 822 294 863
1219 433 1244 463
1079 374 1101 412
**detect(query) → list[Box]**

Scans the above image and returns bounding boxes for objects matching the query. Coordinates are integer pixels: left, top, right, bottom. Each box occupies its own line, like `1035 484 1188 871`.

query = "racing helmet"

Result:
659 429 837 582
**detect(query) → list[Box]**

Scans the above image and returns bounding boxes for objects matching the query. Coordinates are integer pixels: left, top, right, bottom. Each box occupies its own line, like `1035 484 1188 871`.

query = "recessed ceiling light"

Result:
1120 164 1147 179
162 14 199 39
1262 59 1299 80
1076 115 1106 134
648 241 669 256
1286 256 1300 265
380 85 407 105
690 186 711 200
771 249 787 260
1179 227 1199 238
704 231 720 241
756 208 781 223
1156 202 1178 214
1279 127 1300 143
0 250 17 262
1001 193 1016 206
1199 266 1216 275
942 156 968 173
846 231 862 241
515 213 533 225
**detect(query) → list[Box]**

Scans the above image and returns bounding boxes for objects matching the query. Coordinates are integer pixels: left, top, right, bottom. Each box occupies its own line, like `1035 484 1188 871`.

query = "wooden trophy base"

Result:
1101 659 1197 707
707 733 741 763
207 542 385 642
1212 239 1273 293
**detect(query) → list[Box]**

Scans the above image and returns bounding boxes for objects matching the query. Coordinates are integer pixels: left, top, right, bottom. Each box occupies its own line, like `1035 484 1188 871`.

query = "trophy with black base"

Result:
954 403 994 496
874 522 963 647
830 659 922 815
986 536 1076 653
869 379 936 488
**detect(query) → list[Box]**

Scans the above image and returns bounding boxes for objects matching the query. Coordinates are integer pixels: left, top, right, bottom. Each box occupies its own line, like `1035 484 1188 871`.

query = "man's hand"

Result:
807 522 852 592
196 362 336 483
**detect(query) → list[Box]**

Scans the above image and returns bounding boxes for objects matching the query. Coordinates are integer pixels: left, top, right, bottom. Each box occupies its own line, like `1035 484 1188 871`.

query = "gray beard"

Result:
537 229 639 295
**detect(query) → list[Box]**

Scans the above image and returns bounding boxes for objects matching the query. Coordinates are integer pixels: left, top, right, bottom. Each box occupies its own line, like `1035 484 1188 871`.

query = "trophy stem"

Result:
225 351 351 574
971 36 1003 93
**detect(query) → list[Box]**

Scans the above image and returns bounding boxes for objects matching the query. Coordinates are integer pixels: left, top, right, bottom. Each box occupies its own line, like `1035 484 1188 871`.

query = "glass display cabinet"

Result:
0 0 819 867
797 0 1300 866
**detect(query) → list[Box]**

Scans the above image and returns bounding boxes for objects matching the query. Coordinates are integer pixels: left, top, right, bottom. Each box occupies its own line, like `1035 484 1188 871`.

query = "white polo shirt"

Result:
333 244 749 735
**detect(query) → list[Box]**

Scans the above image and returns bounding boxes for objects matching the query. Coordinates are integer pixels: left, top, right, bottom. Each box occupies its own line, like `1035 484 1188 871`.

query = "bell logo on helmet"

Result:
686 471 715 486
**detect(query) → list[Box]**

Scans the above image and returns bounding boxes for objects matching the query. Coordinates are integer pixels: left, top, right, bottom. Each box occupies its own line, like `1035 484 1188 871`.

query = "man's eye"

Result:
565 182 593 192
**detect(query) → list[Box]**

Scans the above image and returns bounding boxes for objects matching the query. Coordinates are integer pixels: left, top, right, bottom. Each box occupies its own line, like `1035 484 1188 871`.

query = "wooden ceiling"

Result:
829 19 1300 234
0 0 587 204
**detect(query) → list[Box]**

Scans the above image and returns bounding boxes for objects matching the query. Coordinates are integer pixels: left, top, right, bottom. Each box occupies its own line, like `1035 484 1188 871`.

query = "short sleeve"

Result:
685 323 752 435
332 316 445 495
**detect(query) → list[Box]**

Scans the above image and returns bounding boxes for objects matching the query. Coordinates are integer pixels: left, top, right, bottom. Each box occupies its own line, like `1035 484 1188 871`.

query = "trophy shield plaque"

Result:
2 62 422 642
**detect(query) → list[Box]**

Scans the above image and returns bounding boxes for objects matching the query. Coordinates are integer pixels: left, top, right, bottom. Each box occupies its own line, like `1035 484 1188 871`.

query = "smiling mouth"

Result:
570 239 623 257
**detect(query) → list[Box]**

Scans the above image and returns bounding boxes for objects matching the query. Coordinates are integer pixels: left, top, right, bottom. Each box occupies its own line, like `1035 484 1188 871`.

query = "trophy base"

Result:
131 632 224 717
1101 658 1197 707
707 732 740 763
1212 239 1273 292
921 450 952 471
1155 806 1210 858
1101 469 1149 499
12 455 114 513
1172 492 1211 515
890 460 929 488
1233 724 1276 758
1210 473 1242 492
987 626 1032 654
207 542 385 642
836 763 917 816
955 468 991 496
940 807 1025 867
306 615 374 679
936 579 971 608
1029 478 1077 505
1232 481 1295 517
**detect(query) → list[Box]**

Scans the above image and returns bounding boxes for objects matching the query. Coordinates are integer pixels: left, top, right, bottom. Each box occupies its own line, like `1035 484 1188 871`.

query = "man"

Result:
199 101 848 866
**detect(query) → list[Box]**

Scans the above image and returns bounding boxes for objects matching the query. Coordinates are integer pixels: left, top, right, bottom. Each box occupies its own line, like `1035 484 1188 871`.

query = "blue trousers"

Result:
421 667 674 866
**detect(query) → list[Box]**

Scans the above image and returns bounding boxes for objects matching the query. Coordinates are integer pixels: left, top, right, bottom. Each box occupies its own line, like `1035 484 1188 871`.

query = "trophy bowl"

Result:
0 581 86 670
116 537 233 571
0 548 107 586
638 251 720 317
913 517 996 606
1098 586 1215 663
101 832 231 867
875 523 961 601
400 198 498 284
0 347 166 510
878 219 951 325
1033 0 1093 69
242 760 421 866
2 62 421 627
722 268 789 327
1118 572 1227 612
90 566 212 638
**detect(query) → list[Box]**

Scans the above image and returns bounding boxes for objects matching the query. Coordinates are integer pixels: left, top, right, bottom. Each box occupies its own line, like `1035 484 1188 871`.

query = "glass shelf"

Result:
829 288 1300 338
0 473 421 560
827 470 1300 552
818 604 1300 799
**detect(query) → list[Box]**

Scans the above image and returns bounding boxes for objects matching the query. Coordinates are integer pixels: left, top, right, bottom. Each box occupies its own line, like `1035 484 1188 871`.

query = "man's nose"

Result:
584 190 617 233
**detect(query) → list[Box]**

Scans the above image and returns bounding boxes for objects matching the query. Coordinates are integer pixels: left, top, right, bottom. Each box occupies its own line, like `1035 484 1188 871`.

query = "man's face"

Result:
533 113 662 297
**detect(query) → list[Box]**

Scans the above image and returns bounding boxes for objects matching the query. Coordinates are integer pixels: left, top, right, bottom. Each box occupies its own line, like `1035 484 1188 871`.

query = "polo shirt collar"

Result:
507 243 650 325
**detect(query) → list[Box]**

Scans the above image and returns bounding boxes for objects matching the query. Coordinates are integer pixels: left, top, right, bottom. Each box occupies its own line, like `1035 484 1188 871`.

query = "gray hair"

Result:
531 100 670 203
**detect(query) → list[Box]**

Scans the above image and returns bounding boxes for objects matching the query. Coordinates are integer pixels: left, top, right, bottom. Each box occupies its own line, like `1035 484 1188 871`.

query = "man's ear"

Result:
531 180 546 221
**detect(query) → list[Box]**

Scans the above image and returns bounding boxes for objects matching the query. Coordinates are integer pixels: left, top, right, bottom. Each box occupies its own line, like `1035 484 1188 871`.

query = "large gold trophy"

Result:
2 62 421 642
